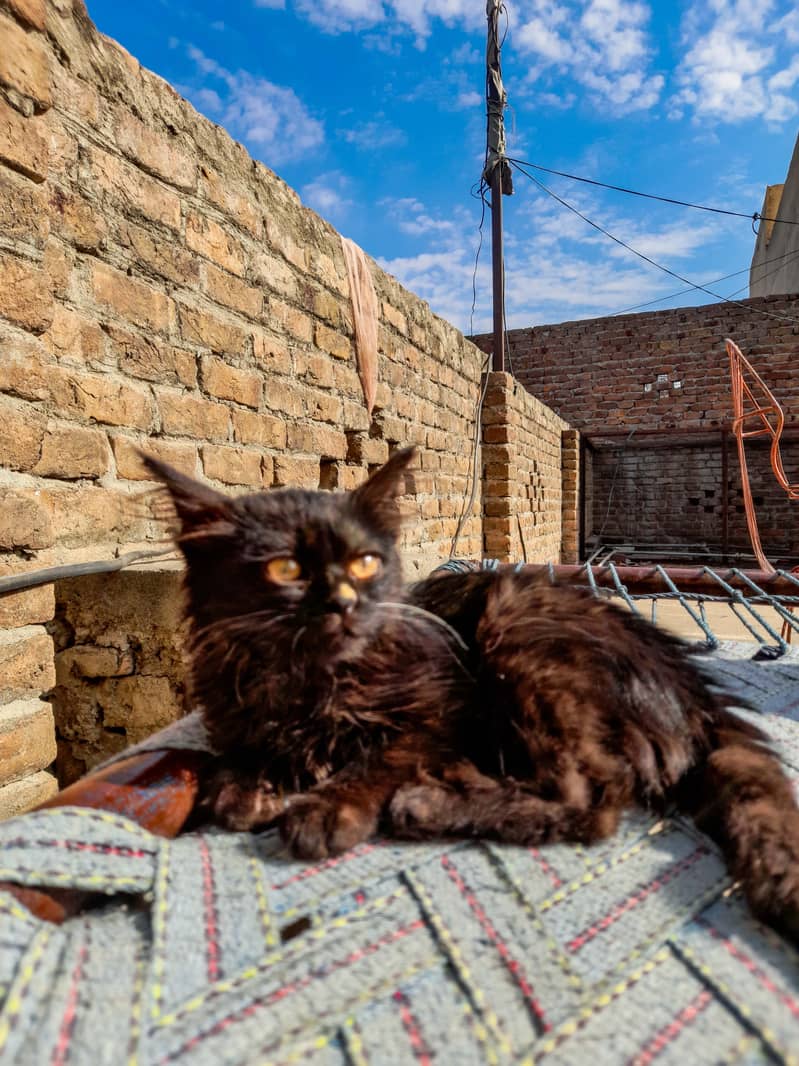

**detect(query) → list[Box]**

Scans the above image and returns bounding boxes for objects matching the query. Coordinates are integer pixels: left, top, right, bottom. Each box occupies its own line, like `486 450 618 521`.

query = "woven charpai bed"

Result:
1 642 798 1065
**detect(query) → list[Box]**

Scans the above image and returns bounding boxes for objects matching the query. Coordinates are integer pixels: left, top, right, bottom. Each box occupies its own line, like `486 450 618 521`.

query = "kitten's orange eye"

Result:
264 557 303 584
347 554 382 581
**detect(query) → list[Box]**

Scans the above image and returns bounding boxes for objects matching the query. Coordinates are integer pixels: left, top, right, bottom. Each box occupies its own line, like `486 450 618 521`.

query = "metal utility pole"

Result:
483 1 513 373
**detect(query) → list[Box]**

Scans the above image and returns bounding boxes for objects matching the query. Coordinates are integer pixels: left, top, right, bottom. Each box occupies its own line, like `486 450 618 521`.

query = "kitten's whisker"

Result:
290 625 308 657
377 602 470 652
376 601 475 681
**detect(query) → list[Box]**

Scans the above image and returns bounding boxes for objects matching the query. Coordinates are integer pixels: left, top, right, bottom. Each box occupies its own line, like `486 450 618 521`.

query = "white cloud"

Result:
294 0 385 33
184 46 324 164
670 0 799 124
302 171 353 218
339 116 407 150
378 186 740 332
291 0 481 39
454 90 482 110
515 0 664 114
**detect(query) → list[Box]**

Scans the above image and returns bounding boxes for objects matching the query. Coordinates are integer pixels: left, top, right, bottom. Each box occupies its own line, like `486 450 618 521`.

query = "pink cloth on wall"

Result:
341 236 379 416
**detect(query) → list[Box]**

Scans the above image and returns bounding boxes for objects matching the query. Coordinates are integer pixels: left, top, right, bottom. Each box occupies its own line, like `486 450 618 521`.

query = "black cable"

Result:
724 246 799 301
611 246 799 317
469 182 488 339
509 159 799 328
0 548 176 597
506 156 799 227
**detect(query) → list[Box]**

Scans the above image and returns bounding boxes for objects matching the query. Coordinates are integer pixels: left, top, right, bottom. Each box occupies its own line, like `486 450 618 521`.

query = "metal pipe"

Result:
491 163 505 373
522 563 799 598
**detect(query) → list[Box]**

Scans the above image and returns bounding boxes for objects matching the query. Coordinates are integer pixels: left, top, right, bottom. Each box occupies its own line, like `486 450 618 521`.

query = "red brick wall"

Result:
475 298 799 562
473 296 799 433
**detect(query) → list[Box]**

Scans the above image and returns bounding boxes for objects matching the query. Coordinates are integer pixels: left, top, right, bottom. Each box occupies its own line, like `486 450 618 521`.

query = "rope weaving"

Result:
0 641 798 1063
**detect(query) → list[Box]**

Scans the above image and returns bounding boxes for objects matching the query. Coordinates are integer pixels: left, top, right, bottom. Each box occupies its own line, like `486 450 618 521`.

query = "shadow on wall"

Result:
47 567 188 785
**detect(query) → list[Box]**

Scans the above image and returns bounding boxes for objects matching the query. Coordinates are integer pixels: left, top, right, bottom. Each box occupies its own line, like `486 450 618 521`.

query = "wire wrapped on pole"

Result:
483 1 513 195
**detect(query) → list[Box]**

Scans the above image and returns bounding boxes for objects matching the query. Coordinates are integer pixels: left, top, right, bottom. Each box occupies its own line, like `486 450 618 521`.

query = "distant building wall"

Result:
750 131 799 297
473 295 799 561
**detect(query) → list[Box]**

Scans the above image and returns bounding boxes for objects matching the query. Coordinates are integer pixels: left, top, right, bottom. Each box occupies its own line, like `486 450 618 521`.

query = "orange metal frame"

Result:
727 338 799 642
727 338 799 574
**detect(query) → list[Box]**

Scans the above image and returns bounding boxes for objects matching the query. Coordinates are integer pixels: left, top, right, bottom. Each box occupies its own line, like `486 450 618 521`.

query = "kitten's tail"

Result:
680 706 799 936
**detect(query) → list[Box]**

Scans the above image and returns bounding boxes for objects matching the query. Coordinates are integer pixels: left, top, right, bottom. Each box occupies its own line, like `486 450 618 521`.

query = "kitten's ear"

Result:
140 452 235 543
350 446 416 533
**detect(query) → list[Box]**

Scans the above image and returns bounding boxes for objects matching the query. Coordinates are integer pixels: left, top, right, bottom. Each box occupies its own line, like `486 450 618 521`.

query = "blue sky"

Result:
86 0 799 333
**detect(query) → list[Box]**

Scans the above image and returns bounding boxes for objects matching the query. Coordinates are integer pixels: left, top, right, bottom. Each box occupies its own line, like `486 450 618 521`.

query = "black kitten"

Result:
145 448 799 937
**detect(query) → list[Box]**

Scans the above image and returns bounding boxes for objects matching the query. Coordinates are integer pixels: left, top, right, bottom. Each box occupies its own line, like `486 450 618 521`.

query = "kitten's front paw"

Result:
203 768 285 832
281 794 376 860
389 783 452 837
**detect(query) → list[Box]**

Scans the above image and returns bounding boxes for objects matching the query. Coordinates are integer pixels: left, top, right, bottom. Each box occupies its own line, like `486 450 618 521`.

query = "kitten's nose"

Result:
329 581 358 614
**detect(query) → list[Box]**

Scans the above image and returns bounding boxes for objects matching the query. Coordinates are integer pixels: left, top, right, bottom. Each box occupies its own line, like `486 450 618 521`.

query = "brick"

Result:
59 369 155 429
0 12 50 109
312 288 343 326
265 217 308 271
106 325 197 387
0 397 45 469
0 627 55 703
0 554 53 627
40 486 142 548
251 251 296 299
117 219 200 285
49 186 106 252
178 302 247 356
308 390 343 425
0 769 58 820
0 165 48 246
320 463 367 491
309 249 347 296
203 263 262 318
231 409 287 450
201 355 262 408
157 388 230 440
34 424 111 479
42 238 71 299
0 490 53 549
383 301 407 335
287 423 348 459
86 147 182 230
0 699 56 786
199 168 261 237
44 304 105 366
113 436 198 481
92 262 172 334
315 321 351 360
347 436 389 464
186 212 246 276
8 0 46 30
264 379 308 418
295 350 335 389
253 332 291 375
0 252 53 333
273 455 320 488
270 297 313 343
57 644 135 680
103 676 182 743
114 111 196 190
202 444 263 487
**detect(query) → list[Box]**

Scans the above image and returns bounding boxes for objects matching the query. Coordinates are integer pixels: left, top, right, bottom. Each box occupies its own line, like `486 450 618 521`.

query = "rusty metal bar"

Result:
523 563 799 599
721 427 729 561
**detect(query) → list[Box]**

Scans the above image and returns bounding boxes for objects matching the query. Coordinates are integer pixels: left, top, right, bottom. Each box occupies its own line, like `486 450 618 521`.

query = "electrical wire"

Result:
506 156 799 227
724 246 799 301
509 158 799 328
611 245 799 317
